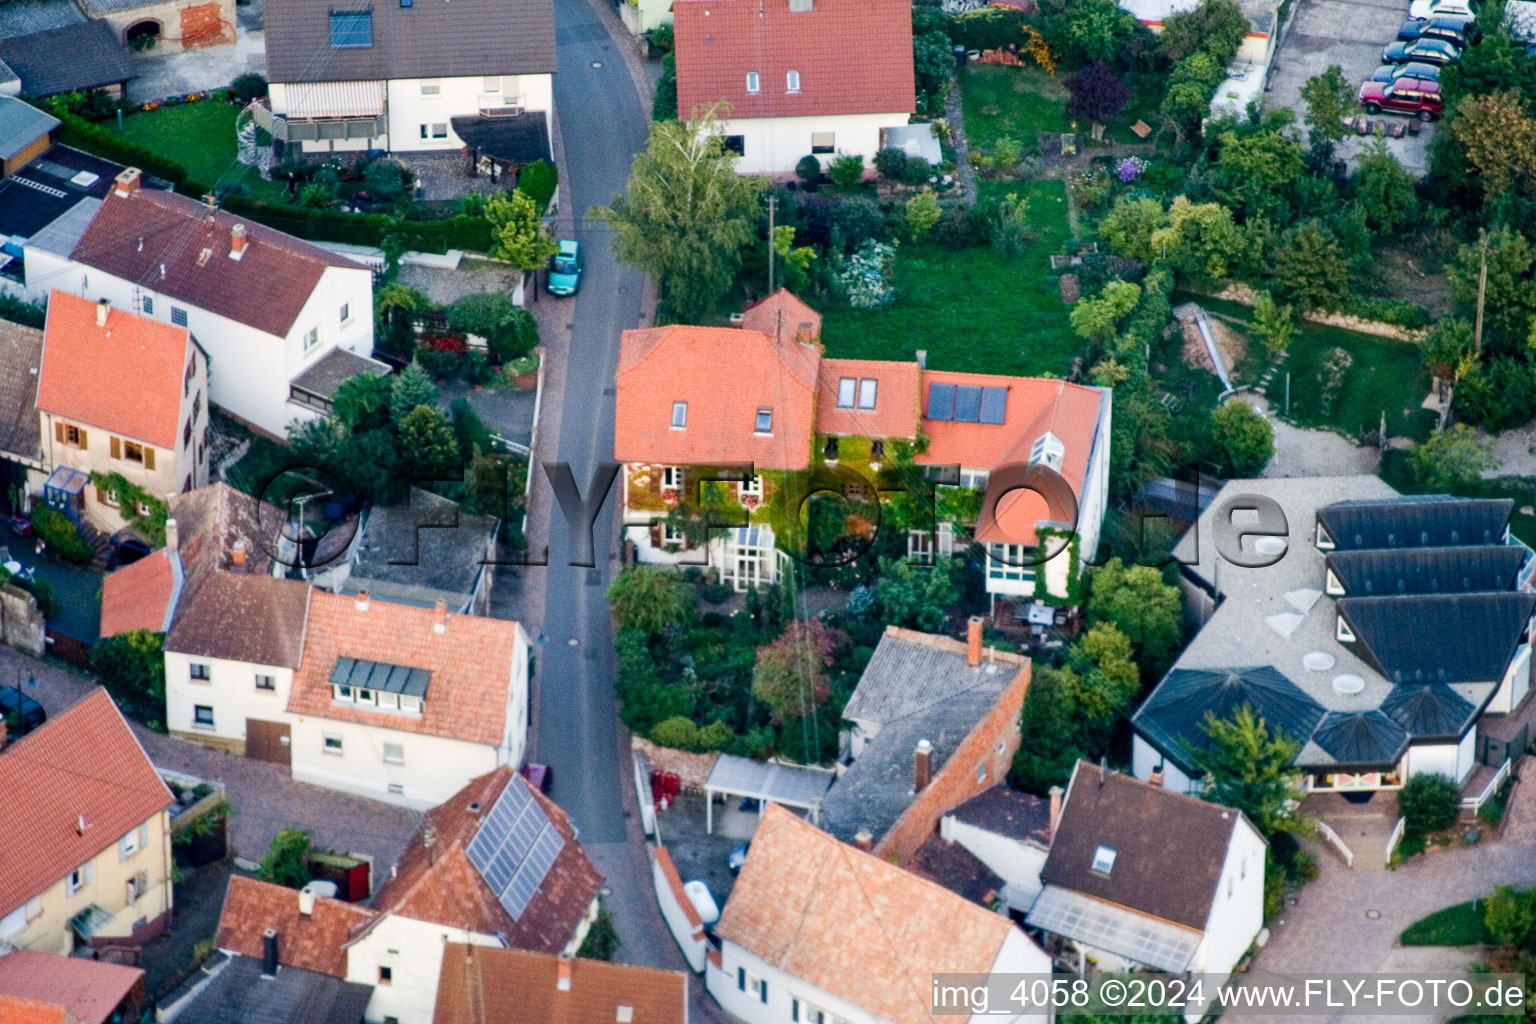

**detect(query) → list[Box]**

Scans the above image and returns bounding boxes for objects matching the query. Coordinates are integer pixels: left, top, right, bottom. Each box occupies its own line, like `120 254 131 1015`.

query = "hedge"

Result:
52 112 198 189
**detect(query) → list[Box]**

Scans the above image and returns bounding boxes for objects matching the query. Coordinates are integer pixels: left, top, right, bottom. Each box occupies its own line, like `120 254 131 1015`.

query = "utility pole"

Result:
1474 227 1489 356
766 194 776 294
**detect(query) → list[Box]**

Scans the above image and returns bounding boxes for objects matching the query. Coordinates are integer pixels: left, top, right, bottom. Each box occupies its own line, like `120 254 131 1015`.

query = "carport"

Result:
703 754 836 833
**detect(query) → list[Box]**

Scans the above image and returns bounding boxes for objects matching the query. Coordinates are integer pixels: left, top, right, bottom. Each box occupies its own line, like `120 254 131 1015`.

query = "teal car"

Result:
548 239 582 296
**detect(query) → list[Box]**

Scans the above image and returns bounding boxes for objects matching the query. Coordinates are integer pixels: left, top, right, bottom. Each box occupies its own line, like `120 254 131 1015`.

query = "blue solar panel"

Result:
954 385 982 423
464 779 566 923
927 383 955 421
979 386 1007 425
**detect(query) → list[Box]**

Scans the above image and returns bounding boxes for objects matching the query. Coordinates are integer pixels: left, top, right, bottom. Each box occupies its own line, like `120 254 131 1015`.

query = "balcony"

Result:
477 94 525 117
250 102 386 144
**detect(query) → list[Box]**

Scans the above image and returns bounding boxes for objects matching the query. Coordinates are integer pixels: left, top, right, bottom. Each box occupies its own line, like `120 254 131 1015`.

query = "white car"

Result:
1408 0 1476 19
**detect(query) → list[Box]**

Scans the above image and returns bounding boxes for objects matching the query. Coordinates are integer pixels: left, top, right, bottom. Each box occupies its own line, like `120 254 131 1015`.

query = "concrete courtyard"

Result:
1266 0 1438 174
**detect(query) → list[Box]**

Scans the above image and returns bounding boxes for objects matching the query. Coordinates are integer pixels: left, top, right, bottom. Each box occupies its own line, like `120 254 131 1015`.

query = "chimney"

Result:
914 739 933 793
915 349 927 369
355 590 370 612
1048 785 1063 838
114 167 141 197
433 599 447 634
1148 765 1164 787
966 615 984 667
298 886 316 916
729 312 746 327
75 815 85 836
853 828 873 852
261 928 279 977
164 518 179 553
95 298 110 328
231 538 247 569
230 223 248 261
556 957 572 992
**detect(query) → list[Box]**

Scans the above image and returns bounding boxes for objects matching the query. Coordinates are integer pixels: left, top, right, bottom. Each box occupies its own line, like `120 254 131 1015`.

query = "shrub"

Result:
874 147 910 180
652 52 677 120
696 720 736 750
834 239 897 309
229 73 268 103
650 715 700 750
516 159 558 212
796 154 823 184
831 196 889 243
647 21 674 53
30 506 93 565
1398 773 1460 837
931 204 991 248
257 828 313 889
947 5 1026 51
900 156 934 187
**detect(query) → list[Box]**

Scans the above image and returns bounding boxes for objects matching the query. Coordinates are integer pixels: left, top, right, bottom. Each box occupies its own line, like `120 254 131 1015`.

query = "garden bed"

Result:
959 64 1162 159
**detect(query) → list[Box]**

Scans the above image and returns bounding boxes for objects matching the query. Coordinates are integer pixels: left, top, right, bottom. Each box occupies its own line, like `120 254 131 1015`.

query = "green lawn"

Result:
818 178 1077 376
959 65 1162 157
118 101 287 201
1399 900 1491 946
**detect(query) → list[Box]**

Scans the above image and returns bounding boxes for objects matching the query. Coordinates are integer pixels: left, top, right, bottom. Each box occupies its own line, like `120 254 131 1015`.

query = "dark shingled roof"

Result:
167 954 372 1024
1326 545 1527 597
337 489 498 612
329 657 431 698
0 318 42 462
1040 763 1252 932
947 784 1051 846
1312 710 1409 767
1337 591 1536 684
0 97 58 162
289 347 387 401
0 22 132 98
1317 496 1512 552
451 112 553 165
1132 666 1326 774
263 0 555 83
907 834 1005 906
1381 683 1477 740
166 574 312 668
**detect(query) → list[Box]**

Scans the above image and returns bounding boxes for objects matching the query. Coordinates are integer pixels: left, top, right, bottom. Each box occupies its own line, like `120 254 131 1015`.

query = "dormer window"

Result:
672 401 687 429
1091 844 1117 876
755 408 773 435
837 377 856 409
858 378 877 410
746 71 761 94
1315 522 1335 550
786 70 801 93
1029 432 1064 471
1325 568 1344 596
1336 615 1356 643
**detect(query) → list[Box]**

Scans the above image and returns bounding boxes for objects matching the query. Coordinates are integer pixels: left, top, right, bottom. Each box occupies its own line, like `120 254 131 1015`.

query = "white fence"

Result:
1385 816 1407 866
1462 758 1513 814
1316 819 1355 868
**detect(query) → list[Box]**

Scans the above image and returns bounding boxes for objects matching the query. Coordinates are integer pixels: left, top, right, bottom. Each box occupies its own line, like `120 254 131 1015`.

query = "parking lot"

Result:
1267 0 1439 173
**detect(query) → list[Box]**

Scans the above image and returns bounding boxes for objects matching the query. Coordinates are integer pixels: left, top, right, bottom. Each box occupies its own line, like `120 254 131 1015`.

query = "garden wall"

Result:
651 845 706 972
0 584 43 657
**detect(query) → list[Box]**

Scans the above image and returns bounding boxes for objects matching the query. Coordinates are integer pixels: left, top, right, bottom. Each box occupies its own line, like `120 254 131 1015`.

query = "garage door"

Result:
246 719 291 766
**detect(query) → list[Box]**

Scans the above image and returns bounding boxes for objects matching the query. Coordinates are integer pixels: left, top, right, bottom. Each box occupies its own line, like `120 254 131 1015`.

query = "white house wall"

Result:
1131 733 1199 794
345 913 503 1024
386 74 554 153
1489 642 1531 714
1192 817 1266 985
708 940 916 1024
939 816 1048 908
716 113 908 176
981 929 1052 1024
1403 731 1477 784
165 649 295 743
288 715 504 810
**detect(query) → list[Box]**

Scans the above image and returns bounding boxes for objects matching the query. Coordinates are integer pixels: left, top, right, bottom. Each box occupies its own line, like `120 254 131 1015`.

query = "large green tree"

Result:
1159 0 1247 62
594 107 766 322
397 405 461 481
1273 219 1349 311
1409 423 1497 491
257 828 314 889
751 618 847 725
390 361 439 426
1086 558 1182 671
1186 704 1309 839
485 189 559 270
1352 142 1420 234
92 629 166 726
1299 65 1354 145
606 565 690 634
1209 400 1275 476
1151 197 1243 281
1448 227 1536 353
873 556 963 633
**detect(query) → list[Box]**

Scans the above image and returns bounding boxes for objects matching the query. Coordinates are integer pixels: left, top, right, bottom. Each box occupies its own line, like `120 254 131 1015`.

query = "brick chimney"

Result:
966 615 985 667
1048 785 1063 838
914 739 933 792
355 590 370 612
231 538 247 569
433 599 447 634
230 223 248 261
261 928 279 977
114 167 140 197
853 828 873 852
556 957 572 992
164 517 178 553
1148 765 1164 787
95 298 110 328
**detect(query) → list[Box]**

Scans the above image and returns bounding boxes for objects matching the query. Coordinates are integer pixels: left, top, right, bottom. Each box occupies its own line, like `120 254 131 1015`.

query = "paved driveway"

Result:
1266 0 1438 174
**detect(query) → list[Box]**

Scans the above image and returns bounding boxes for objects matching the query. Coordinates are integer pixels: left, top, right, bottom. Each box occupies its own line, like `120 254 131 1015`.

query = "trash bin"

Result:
953 44 967 68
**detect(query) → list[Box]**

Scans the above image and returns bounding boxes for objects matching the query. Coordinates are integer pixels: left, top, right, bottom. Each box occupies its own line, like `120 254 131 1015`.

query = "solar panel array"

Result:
464 779 567 921
1026 886 1199 973
925 383 1007 424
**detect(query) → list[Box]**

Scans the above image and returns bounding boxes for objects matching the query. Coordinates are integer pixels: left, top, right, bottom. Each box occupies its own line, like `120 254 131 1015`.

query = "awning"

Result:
703 753 835 831
450 112 552 165
1026 885 1202 973
69 903 114 939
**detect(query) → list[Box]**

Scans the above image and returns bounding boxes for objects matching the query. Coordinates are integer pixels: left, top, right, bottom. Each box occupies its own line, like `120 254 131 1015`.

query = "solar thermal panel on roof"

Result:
927 382 955 421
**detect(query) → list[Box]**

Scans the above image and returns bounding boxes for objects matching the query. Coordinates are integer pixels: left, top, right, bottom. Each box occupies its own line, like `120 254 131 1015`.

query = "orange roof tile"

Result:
216 875 377 978
37 290 190 449
615 325 820 470
434 944 687 1024
674 0 915 120
0 689 172 918
815 358 921 440
0 995 79 1024
99 551 177 637
284 590 521 747
370 768 603 954
716 805 1018 1024
742 289 822 342
0 951 142 1024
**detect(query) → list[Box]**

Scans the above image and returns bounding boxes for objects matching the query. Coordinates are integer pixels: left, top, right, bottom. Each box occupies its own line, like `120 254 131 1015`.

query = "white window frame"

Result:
383 742 405 764
755 408 773 435
141 296 154 316
303 326 320 352
255 673 276 691
420 79 441 96
1030 432 1065 471
986 542 1036 583
786 69 801 93
837 377 856 409
323 733 344 755
858 378 877 410
739 474 763 498
67 863 92 897
170 306 188 327
661 466 682 489
959 468 990 490
189 662 210 681
340 302 351 325
1091 844 1117 875
193 704 214 728
746 71 761 94
671 401 687 429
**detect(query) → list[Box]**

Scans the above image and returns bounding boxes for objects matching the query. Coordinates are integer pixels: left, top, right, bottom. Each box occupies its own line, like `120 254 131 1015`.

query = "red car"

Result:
1358 78 1443 119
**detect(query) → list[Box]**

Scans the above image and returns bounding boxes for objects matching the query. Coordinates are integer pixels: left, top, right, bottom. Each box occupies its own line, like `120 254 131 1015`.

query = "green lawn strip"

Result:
1399 900 1491 946
819 178 1075 376
118 102 288 202
959 65 1162 157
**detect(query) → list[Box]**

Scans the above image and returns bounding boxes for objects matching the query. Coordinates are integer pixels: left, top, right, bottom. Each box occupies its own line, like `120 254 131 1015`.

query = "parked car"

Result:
1397 15 1475 43
1369 61 1441 84
1408 0 1477 20
546 240 582 296
106 529 153 570
0 686 45 734
1382 37 1462 63
1359 77 1444 118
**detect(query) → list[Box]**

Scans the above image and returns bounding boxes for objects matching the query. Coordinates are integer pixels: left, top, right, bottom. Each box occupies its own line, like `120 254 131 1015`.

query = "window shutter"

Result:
143 447 156 471
78 429 87 451
53 421 63 443
737 969 746 992
110 436 121 460
760 982 768 1004
649 467 661 494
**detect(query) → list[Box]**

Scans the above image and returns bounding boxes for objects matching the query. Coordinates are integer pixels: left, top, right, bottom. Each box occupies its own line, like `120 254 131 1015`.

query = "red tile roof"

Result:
674 0 915 120
742 289 822 342
434 944 687 1024
99 551 176 637
215 875 377 978
0 995 79 1024
70 188 366 339
0 689 173 918
615 325 820 470
815 358 921 440
37 290 189 449
717 805 1016 1024
284 589 521 746
370 767 603 954
0 951 142 1024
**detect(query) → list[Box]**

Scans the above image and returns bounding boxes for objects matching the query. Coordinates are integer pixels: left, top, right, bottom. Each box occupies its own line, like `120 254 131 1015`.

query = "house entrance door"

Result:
246 719 291 766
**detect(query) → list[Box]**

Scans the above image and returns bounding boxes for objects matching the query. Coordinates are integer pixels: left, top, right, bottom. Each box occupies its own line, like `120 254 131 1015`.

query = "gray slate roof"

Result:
263 0 555 83
1317 496 1512 551
0 0 85 37
1337 591 1536 684
1133 666 1326 775
0 317 43 463
338 488 498 612
166 954 372 1024
290 346 388 400
1311 710 1409 767
0 22 133 97
1381 683 1477 740
947 783 1051 846
1326 545 1527 597
0 96 58 161
330 657 432 698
